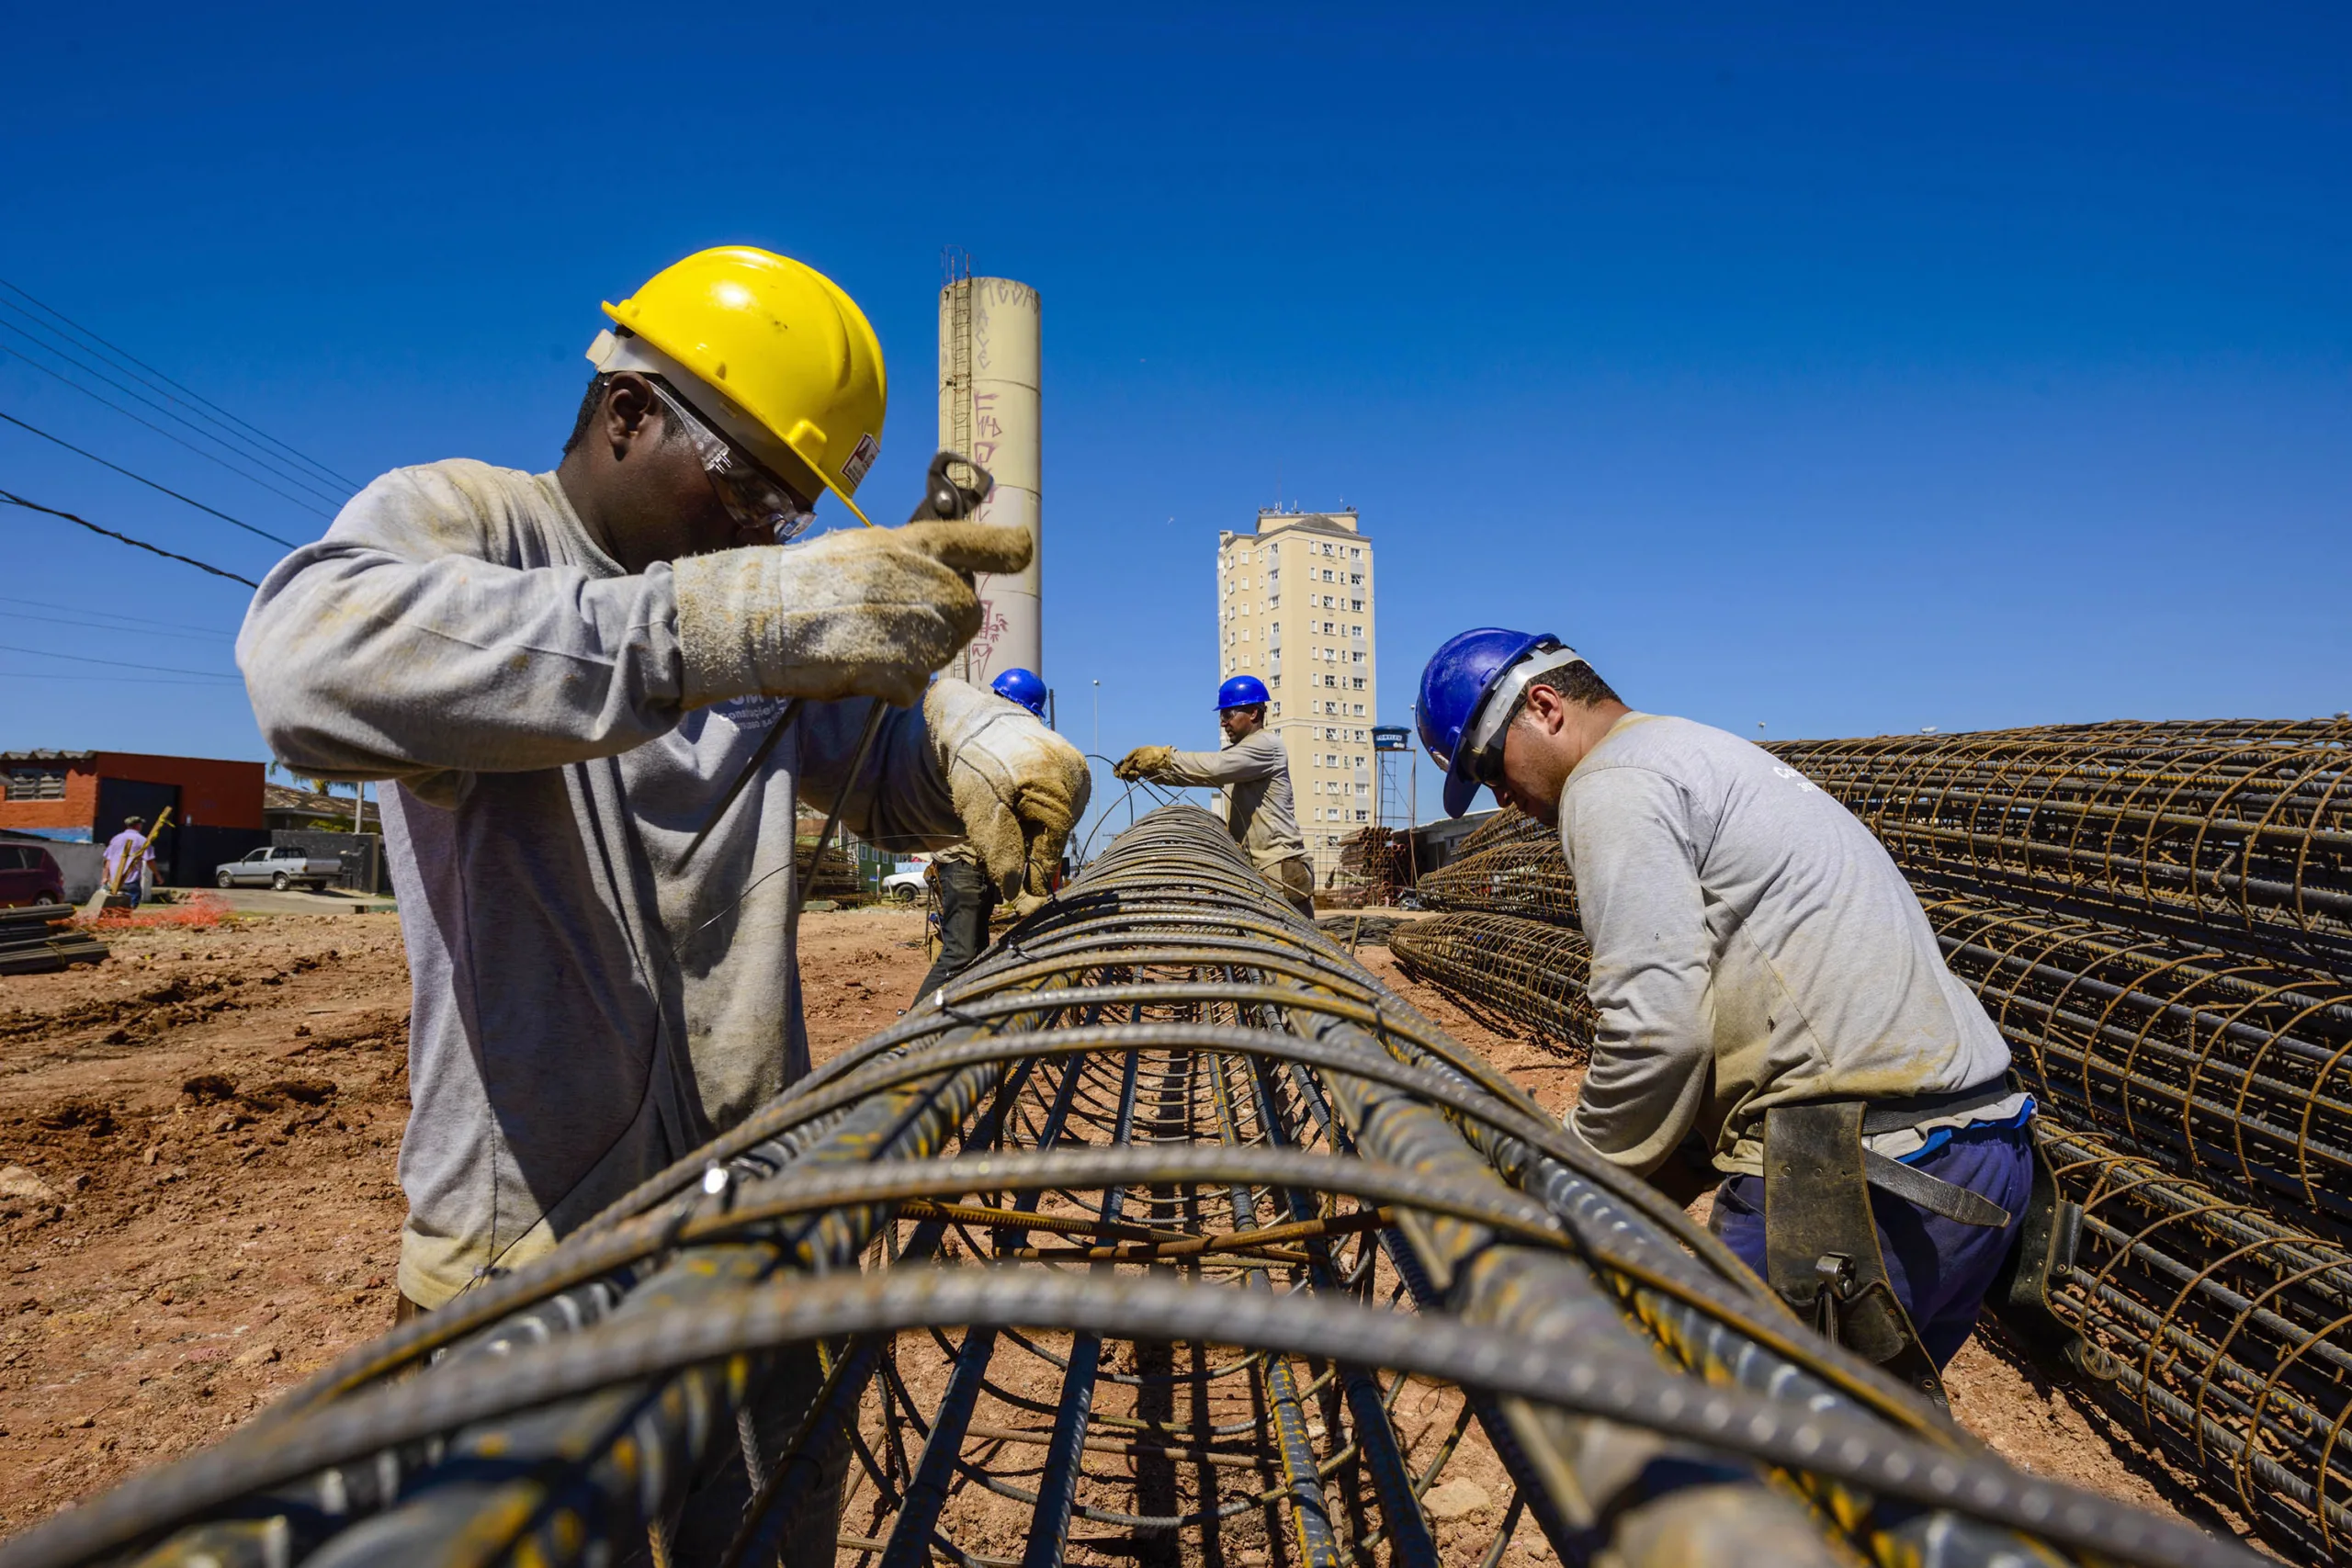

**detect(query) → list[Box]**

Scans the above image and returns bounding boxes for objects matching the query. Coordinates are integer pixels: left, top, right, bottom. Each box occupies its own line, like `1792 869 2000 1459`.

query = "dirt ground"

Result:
0 909 2243 1551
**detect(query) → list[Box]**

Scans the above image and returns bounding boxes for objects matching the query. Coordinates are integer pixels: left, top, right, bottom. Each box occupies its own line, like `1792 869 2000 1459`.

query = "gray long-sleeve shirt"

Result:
1150 728 1306 867
238 459 963 1305
1559 713 2010 1179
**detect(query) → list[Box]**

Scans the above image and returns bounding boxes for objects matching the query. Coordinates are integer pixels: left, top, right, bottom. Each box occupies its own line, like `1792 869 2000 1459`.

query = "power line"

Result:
0 410 299 547
0 643 242 679
3 607 227 642
0 344 339 519
0 299 354 502
0 489 260 587
0 313 350 512
0 668 247 686
0 594 230 637
0 276 359 491
0 641 243 680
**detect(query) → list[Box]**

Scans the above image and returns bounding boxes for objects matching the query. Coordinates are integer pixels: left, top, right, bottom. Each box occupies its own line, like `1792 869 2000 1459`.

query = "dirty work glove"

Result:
673 522 1035 710
925 678 1093 898
1114 745 1175 782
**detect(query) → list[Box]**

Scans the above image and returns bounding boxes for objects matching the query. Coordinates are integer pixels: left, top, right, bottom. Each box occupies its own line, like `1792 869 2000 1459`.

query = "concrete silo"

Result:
938 269 1042 683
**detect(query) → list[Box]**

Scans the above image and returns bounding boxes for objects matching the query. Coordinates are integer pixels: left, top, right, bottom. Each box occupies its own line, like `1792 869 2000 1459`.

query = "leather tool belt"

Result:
1760 1083 2016 1409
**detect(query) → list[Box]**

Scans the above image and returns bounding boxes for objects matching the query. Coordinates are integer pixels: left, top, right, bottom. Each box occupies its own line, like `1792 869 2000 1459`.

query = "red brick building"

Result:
0 750 266 845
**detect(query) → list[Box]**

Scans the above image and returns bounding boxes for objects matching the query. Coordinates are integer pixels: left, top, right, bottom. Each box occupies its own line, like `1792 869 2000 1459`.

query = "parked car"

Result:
215 847 343 891
0 843 66 908
881 866 928 903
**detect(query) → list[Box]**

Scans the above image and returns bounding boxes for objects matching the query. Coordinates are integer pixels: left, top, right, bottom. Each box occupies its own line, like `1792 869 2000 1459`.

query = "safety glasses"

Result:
648 381 819 544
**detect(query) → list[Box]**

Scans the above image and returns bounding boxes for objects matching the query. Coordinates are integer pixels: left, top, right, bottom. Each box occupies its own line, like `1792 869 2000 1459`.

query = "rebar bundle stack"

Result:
1769 721 2352 969
798 836 864 901
1333 826 1414 906
0 901 107 975
2019 1120 2352 1560
0 808 2237 1568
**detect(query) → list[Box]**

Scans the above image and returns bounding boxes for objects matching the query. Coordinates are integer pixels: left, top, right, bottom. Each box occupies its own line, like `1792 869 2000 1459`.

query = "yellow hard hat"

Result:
590 246 886 525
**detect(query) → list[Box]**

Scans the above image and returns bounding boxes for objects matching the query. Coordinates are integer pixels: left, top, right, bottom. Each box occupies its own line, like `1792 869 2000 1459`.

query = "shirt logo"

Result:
712 694 793 729
1771 765 1821 794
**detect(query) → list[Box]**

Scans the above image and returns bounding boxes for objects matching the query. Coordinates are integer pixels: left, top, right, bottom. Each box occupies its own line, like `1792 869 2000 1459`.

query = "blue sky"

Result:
2 4 2346 840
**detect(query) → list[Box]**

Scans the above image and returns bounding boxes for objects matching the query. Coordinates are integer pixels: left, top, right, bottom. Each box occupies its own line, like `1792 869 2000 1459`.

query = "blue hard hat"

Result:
1416 627 1558 818
1216 674 1272 711
990 666 1048 716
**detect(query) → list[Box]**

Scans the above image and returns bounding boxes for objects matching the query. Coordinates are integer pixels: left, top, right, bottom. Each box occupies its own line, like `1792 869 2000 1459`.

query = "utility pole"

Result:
1091 680 1100 760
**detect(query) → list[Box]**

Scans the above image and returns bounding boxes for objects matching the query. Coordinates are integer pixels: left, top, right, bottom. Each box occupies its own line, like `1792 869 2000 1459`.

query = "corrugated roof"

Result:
0 750 96 764
266 782 379 827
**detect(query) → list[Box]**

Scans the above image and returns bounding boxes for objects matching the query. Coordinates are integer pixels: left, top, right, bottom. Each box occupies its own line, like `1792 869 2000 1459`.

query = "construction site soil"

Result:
0 909 2251 1554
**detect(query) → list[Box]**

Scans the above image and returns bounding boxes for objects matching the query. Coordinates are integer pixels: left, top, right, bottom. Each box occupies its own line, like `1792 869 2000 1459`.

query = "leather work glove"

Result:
673 522 1035 710
1114 745 1175 782
924 679 1094 898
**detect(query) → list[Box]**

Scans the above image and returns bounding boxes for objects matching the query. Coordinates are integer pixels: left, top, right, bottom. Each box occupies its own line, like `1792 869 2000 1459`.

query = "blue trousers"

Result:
1711 1119 2034 1368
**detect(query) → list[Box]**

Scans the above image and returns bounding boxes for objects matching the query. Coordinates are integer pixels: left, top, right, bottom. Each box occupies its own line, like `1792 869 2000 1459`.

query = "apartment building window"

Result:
1349 573 1363 585
1352 703 1365 715
1350 677 1365 690
1349 547 1361 558
1354 809 1369 822
1351 599 1364 612
1272 702 1282 716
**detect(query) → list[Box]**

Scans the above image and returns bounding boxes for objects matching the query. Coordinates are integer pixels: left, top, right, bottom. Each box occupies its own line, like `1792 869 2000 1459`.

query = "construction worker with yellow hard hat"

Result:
238 243 1087 1347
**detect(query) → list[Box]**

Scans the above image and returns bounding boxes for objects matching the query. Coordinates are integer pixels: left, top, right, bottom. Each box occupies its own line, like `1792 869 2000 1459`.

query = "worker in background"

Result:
240 247 1089 1324
1414 628 2030 1393
101 815 155 908
909 666 1049 1006
1114 674 1315 919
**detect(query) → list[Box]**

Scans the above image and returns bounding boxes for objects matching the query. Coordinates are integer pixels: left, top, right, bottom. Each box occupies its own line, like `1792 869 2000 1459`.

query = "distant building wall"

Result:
96 752 265 829
0 751 264 837
0 757 101 834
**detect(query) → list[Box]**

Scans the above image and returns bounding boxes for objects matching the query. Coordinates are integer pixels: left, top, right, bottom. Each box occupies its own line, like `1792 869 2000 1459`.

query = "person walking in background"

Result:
101 815 156 908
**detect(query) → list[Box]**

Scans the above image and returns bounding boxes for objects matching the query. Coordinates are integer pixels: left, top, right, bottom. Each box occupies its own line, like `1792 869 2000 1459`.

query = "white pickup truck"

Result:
214 848 343 891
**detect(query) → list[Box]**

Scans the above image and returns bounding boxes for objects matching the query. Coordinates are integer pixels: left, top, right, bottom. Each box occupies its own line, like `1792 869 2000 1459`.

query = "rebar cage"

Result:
0 810 2240 1568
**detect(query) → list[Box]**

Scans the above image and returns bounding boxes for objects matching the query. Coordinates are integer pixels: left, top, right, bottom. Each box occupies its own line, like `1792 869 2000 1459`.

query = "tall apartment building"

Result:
1215 508 1375 886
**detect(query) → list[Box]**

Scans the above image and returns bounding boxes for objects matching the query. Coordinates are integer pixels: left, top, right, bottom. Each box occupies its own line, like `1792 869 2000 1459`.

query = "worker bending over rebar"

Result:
1414 628 2032 1397
236 247 1090 1328
1114 673 1317 919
